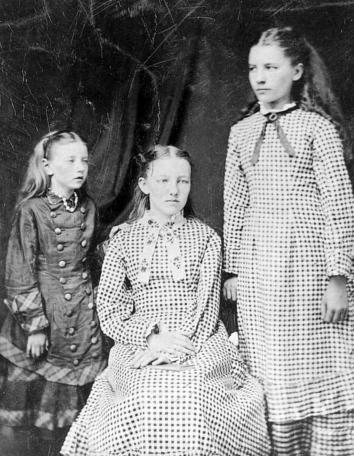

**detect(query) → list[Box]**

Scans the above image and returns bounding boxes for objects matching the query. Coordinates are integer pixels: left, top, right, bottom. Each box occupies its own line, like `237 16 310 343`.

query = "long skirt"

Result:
62 333 271 455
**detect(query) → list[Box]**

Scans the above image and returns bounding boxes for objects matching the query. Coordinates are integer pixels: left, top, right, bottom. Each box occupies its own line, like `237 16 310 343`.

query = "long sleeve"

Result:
97 234 158 347
191 229 247 383
4 205 49 334
223 125 250 275
191 231 222 350
313 119 354 277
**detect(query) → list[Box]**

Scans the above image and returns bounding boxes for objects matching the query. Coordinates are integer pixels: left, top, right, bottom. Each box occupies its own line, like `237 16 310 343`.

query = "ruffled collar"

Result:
46 190 79 212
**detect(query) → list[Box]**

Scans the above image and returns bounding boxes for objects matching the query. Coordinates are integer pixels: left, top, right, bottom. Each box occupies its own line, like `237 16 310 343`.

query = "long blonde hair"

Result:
17 130 86 208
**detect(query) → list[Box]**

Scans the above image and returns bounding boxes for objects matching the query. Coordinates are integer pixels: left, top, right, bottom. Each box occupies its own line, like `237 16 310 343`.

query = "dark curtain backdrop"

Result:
0 0 203 322
1 1 354 333
84 34 196 228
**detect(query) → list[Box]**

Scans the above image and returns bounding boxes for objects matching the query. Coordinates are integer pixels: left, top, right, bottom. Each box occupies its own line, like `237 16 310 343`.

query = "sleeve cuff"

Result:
121 319 160 348
326 250 353 278
143 321 160 348
222 271 238 279
25 315 49 334
222 246 240 275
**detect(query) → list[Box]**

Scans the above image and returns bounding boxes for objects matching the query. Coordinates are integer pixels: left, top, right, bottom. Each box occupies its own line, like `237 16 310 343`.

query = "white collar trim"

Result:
259 101 296 116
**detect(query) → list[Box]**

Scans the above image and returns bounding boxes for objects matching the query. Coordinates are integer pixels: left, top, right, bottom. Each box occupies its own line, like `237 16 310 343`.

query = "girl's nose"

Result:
168 182 178 195
255 69 266 83
75 161 86 173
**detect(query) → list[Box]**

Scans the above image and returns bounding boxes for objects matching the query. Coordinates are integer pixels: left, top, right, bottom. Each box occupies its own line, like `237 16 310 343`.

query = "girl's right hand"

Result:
26 332 48 359
130 349 170 369
223 277 238 301
147 329 195 356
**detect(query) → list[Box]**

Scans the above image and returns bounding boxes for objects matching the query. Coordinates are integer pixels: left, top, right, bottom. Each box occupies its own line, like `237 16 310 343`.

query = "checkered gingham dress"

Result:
61 216 271 456
224 108 354 451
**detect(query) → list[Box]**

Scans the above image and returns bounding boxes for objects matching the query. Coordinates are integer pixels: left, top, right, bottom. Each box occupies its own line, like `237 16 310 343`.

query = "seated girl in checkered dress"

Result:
0 131 106 455
61 145 271 455
223 26 354 455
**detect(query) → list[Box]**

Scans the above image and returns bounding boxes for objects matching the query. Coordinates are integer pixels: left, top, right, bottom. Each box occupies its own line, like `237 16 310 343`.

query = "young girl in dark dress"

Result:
0 131 106 455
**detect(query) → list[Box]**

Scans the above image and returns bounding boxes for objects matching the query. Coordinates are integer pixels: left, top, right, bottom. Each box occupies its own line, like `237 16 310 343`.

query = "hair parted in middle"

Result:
128 144 195 223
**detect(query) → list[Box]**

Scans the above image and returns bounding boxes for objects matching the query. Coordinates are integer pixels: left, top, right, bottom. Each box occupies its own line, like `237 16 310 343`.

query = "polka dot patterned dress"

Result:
62 215 271 455
224 107 354 452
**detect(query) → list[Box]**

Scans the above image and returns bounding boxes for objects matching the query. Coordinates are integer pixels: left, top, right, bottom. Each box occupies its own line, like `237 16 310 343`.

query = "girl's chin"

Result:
166 206 184 216
256 95 273 103
150 208 183 220
71 180 85 189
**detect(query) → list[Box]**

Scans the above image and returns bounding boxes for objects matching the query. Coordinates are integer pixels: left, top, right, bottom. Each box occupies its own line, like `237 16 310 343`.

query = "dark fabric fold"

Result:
87 70 140 209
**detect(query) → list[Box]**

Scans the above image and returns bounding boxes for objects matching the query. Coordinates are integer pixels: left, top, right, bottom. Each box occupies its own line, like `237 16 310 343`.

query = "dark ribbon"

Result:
251 109 297 165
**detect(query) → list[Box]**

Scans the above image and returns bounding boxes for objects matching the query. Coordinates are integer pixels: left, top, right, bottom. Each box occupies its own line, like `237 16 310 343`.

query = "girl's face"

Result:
44 140 88 197
139 156 191 221
248 44 303 110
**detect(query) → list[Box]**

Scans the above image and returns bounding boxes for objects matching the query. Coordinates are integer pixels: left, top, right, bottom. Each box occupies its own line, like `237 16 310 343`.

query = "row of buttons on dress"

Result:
51 205 100 365
52 206 89 288
56 239 88 251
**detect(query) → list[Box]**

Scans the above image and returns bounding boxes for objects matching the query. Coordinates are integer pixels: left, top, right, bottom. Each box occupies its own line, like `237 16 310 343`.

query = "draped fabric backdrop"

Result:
1 0 354 333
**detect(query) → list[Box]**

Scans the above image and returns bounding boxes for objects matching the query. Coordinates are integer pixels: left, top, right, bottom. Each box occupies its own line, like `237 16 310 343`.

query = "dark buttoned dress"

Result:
0 194 106 431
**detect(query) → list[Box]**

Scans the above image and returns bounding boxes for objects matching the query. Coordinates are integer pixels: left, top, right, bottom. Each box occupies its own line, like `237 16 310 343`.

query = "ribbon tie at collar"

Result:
137 215 186 284
251 106 297 165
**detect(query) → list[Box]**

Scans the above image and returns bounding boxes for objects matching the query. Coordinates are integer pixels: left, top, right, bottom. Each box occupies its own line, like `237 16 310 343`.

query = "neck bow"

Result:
137 214 186 285
251 104 298 165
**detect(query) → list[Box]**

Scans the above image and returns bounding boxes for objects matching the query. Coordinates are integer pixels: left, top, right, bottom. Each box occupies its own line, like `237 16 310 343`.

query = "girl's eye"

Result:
179 179 190 184
265 65 277 70
248 66 255 72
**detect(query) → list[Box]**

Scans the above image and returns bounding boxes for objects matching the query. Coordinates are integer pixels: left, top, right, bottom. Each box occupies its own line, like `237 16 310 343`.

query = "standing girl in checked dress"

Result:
223 26 354 455
62 145 271 456
0 131 106 455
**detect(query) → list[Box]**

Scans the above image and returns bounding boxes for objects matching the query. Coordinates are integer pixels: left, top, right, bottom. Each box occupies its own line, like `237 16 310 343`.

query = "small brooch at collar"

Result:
268 112 278 122
251 108 297 165
47 190 79 213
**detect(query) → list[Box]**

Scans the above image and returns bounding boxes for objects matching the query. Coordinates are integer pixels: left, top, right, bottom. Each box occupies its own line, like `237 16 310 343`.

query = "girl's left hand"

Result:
130 349 170 369
26 332 49 359
322 276 349 323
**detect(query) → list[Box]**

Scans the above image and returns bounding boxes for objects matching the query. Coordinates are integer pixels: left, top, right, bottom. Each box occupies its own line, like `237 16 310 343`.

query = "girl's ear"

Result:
138 177 149 195
293 63 304 82
42 158 53 176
